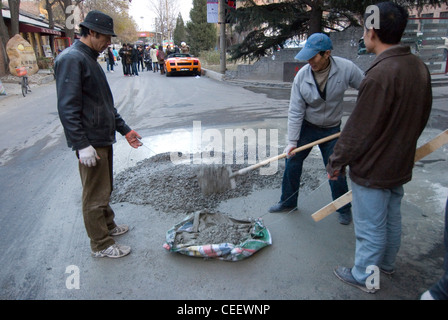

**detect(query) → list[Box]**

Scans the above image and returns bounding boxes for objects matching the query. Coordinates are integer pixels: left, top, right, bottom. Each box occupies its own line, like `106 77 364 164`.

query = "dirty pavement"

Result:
0 68 447 305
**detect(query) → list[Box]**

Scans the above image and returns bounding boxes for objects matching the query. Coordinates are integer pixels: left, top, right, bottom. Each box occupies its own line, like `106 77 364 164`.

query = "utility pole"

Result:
219 0 226 74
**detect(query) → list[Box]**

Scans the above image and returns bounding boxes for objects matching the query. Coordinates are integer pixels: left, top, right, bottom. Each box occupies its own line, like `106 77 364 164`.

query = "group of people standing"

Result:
117 43 143 76
115 42 190 76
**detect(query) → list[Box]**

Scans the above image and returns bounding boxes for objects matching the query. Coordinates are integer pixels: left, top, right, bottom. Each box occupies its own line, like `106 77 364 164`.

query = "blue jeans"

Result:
429 196 448 299
280 121 351 214
350 182 404 284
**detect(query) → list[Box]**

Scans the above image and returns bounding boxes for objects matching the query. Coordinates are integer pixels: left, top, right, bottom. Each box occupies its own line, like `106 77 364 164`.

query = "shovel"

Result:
197 132 341 195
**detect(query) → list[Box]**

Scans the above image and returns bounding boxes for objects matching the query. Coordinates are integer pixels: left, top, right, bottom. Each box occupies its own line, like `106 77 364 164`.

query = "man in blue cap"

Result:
268 33 364 226
55 11 143 258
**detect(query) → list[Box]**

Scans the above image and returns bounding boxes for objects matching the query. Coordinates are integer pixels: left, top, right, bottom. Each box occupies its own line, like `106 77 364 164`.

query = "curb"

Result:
204 68 448 89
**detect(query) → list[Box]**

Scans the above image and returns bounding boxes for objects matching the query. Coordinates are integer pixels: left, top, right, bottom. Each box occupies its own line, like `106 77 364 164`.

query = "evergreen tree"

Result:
173 13 187 47
230 0 448 61
186 0 217 56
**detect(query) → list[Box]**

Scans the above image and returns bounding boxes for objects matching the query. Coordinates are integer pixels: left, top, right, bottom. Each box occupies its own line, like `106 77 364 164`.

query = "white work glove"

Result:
283 144 297 159
78 145 100 167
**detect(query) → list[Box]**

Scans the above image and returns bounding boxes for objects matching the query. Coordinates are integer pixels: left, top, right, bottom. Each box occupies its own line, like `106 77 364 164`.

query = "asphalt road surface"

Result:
0 65 447 303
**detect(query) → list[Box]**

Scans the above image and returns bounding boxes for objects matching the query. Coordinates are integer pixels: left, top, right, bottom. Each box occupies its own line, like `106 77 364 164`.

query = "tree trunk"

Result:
0 5 9 74
46 0 56 54
8 0 20 36
308 2 323 36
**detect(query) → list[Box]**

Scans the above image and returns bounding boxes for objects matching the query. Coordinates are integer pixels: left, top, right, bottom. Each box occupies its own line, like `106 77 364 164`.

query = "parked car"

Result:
164 53 201 77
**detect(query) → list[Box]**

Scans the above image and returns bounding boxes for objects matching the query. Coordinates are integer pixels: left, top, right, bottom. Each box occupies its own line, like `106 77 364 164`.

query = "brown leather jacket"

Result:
327 45 432 189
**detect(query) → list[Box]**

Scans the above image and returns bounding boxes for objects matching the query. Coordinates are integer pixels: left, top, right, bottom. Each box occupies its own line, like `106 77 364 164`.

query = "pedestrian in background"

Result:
119 44 128 76
150 44 159 72
125 43 133 76
157 45 166 75
180 42 190 54
106 46 114 72
54 10 143 259
131 44 139 76
328 1 432 293
144 45 152 71
137 45 144 72
112 46 119 66
268 32 364 227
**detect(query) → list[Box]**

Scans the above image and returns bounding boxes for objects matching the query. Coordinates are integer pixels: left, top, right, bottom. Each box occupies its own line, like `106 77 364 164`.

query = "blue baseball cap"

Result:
295 33 333 61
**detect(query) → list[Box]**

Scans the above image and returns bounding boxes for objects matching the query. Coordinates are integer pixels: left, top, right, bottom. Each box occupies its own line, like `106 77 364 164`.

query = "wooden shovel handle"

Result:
232 132 341 177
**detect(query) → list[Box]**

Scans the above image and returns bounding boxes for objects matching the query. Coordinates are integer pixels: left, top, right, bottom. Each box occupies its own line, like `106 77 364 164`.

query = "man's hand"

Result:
78 145 100 167
327 170 340 181
327 165 345 181
125 130 143 149
283 144 297 159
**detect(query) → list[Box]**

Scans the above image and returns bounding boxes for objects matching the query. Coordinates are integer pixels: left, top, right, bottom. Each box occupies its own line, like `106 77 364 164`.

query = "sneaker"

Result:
333 266 377 294
108 224 129 236
338 211 352 225
268 203 297 213
92 243 131 258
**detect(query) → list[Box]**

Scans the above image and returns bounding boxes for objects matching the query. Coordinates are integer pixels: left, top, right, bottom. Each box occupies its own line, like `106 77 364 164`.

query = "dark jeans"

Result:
138 58 144 71
146 61 152 71
429 196 448 299
122 61 127 75
131 62 139 76
280 120 351 214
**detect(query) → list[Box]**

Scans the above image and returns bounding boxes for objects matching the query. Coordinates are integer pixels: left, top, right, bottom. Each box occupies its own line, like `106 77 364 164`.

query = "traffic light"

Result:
225 0 236 24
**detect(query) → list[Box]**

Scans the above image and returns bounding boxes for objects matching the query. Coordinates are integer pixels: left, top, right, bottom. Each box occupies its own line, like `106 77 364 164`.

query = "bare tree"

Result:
149 0 179 43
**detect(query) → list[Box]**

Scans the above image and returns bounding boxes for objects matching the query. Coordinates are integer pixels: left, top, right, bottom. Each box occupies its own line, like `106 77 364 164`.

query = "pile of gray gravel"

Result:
111 152 324 214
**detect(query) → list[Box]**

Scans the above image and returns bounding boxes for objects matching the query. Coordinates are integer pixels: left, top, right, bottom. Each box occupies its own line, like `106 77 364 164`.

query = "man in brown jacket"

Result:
327 2 432 293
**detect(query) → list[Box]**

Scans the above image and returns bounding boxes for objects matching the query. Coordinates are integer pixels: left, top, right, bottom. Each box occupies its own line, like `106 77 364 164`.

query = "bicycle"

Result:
16 66 31 97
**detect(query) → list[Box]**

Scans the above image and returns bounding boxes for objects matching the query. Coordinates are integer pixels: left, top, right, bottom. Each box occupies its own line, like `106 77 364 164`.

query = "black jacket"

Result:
55 40 131 151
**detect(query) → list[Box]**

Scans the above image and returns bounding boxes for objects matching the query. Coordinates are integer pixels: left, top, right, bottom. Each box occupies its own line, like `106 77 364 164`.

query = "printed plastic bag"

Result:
163 210 272 261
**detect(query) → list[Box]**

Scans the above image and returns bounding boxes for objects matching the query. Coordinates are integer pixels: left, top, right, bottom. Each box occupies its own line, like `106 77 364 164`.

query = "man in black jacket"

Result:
55 10 142 259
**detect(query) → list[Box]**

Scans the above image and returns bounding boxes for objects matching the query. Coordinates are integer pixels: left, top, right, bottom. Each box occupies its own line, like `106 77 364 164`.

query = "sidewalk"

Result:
0 70 54 97
204 68 448 90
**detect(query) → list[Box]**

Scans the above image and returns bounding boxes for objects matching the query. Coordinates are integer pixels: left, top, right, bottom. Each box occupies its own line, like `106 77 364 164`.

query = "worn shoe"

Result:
92 243 131 258
338 212 352 225
380 267 395 275
108 224 129 236
333 266 377 294
268 203 298 213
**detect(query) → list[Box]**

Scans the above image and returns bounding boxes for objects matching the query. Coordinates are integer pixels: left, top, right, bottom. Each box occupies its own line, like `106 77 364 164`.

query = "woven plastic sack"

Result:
163 210 272 261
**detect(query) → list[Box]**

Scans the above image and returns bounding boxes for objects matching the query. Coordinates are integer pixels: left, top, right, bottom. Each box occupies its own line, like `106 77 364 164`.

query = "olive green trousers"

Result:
78 146 117 252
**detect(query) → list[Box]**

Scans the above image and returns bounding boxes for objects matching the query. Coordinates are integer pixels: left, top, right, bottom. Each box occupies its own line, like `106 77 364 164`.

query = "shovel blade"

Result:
197 165 234 196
